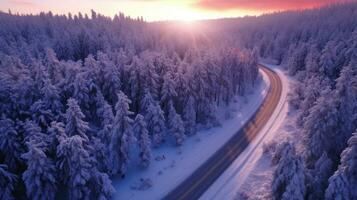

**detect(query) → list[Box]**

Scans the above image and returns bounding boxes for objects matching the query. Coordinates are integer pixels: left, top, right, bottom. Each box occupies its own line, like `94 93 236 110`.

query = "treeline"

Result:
230 2 357 199
0 10 149 61
0 11 259 199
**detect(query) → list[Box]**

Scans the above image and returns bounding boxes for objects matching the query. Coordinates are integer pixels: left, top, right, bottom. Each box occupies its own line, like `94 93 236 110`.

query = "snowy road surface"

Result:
200 63 289 200
165 64 285 200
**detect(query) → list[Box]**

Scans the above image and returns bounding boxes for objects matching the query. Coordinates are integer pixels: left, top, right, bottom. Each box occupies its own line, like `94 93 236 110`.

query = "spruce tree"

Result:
134 114 152 167
0 164 17 200
182 96 196 135
65 98 90 141
22 145 57 200
108 92 135 175
167 101 185 146
272 142 306 200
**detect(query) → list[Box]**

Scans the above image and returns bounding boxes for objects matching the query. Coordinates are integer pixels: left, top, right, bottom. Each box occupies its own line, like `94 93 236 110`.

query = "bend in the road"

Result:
164 65 283 200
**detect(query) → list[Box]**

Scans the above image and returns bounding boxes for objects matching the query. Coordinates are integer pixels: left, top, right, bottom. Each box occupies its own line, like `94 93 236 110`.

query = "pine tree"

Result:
335 64 357 141
287 44 307 76
47 121 67 155
297 76 323 127
126 56 141 98
140 90 154 114
305 45 320 74
0 118 24 169
272 142 305 200
30 100 55 129
174 67 189 112
56 135 114 200
134 114 151 167
98 52 121 105
325 171 350 200
89 170 115 200
22 145 57 200
288 82 304 110
219 66 234 105
200 100 220 128
303 88 340 165
43 48 61 83
0 71 13 117
95 91 114 149
108 91 135 175
90 136 109 174
29 77 62 129
73 72 95 115
167 101 185 146
128 66 140 112
145 101 166 147
319 41 337 78
83 54 99 77
42 78 62 114
325 131 357 199
95 91 114 129
182 96 196 135
0 164 17 200
32 62 50 96
307 152 333 200
57 135 91 199
65 98 90 141
161 72 177 114
141 55 159 99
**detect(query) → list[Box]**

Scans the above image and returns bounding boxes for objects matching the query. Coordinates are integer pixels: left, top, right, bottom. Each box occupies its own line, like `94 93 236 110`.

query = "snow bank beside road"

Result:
200 63 290 200
112 71 270 200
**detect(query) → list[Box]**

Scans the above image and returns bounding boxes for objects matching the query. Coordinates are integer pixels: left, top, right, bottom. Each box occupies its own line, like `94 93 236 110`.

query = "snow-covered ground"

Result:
200 63 290 200
112 70 270 200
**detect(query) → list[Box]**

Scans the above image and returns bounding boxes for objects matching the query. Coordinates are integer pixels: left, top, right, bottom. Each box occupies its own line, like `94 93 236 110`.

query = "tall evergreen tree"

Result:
167 101 185 146
0 164 17 200
108 92 135 175
272 142 306 200
22 145 57 200
325 131 357 199
140 90 154 114
161 72 177 114
319 41 338 78
43 48 61 83
98 52 121 105
47 121 67 155
95 91 114 129
335 64 357 141
133 114 151 167
182 96 196 135
145 101 166 147
303 88 340 165
325 171 350 200
57 135 114 200
307 152 333 200
65 98 90 141
0 118 24 169
42 78 62 114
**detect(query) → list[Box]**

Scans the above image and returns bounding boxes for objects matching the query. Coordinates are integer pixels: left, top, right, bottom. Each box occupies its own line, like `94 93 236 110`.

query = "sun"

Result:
170 6 203 22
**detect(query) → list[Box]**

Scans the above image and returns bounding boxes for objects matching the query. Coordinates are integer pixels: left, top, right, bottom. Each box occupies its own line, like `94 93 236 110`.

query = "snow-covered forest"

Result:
1 1 357 199
0 11 260 199
226 3 357 199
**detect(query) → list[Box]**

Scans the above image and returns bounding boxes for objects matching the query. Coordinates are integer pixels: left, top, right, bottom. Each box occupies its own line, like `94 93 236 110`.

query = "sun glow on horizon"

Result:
0 0 343 22
162 6 202 22
0 0 255 22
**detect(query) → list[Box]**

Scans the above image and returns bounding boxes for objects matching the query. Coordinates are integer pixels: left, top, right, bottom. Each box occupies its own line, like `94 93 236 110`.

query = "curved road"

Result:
164 65 282 200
